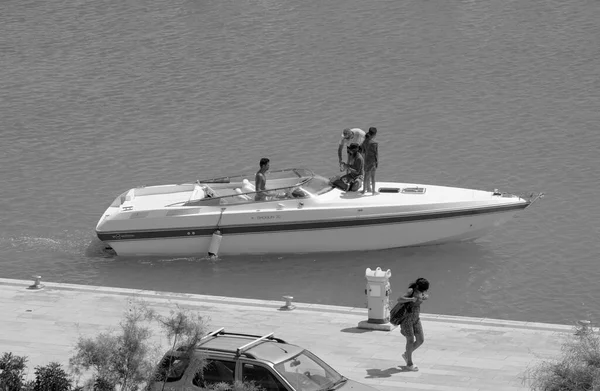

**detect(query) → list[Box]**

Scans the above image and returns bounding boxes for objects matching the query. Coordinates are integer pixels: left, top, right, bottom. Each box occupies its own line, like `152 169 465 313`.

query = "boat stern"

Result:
95 189 134 244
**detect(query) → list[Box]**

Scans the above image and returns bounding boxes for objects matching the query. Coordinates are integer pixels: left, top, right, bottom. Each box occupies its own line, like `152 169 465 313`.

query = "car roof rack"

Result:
193 328 288 357
201 327 226 340
236 332 275 356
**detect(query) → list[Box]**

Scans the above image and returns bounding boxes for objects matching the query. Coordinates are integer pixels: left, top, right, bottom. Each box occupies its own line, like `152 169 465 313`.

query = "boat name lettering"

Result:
256 215 281 220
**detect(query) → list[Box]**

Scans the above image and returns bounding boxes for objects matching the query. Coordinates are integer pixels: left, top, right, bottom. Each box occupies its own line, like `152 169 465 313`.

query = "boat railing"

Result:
185 186 310 206
196 168 314 184
523 192 545 208
493 189 545 208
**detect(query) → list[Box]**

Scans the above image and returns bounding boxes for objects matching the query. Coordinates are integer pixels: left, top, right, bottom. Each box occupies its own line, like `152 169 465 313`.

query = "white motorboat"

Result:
95 168 542 257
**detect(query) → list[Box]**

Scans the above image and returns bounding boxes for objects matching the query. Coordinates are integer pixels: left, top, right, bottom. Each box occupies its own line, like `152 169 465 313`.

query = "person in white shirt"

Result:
337 128 366 171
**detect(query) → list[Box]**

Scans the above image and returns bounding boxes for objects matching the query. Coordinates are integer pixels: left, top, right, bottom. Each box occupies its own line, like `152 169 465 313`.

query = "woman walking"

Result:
396 277 430 371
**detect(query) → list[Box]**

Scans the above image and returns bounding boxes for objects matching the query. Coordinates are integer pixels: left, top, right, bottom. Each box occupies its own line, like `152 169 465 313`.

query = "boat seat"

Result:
241 179 256 193
202 185 217 198
190 185 206 201
234 188 251 201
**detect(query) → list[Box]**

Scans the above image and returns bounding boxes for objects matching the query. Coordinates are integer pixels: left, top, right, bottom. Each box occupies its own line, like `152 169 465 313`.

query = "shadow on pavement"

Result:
340 327 372 333
365 367 403 378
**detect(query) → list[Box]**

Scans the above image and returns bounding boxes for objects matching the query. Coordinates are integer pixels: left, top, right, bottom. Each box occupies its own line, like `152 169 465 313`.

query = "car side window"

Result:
242 363 287 391
192 359 236 388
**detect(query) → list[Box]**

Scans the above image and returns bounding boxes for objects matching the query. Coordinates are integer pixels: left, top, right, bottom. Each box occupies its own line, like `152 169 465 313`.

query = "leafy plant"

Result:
93 376 115 391
68 300 261 391
525 326 600 390
21 380 35 391
0 352 28 391
154 306 208 351
150 306 208 391
69 302 154 391
32 362 72 391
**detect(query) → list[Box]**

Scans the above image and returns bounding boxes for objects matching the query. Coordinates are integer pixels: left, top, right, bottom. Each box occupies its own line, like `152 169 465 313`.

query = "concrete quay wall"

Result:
0 278 571 391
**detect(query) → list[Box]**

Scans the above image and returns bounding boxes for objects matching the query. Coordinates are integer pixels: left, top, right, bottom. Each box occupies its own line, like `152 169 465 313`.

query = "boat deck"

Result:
132 191 193 209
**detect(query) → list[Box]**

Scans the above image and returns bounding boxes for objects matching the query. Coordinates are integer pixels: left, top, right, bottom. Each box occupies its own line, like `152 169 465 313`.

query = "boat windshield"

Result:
300 175 334 196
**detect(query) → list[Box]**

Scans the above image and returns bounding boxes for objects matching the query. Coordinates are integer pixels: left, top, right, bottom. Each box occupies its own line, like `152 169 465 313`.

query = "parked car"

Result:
150 328 378 391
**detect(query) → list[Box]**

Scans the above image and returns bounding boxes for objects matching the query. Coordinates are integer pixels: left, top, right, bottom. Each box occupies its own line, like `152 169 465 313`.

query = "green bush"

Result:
68 301 217 391
526 327 600 391
150 306 208 391
92 376 114 391
0 352 28 391
32 362 72 391
69 303 153 391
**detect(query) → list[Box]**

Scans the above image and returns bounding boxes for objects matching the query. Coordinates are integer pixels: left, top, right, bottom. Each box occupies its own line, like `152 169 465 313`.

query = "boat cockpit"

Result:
183 168 333 206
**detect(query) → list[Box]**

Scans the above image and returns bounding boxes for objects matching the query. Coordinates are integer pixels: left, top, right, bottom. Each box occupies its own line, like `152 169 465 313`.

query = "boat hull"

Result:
101 206 523 257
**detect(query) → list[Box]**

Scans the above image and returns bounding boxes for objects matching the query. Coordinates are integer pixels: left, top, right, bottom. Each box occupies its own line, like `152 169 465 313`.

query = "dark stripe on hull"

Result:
97 203 527 242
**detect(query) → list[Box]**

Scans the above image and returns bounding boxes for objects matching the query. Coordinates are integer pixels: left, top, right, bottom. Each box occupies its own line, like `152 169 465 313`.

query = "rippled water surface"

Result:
1 0 599 325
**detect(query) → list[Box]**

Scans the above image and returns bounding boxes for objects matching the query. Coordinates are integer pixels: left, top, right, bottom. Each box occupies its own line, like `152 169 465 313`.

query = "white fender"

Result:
208 230 222 257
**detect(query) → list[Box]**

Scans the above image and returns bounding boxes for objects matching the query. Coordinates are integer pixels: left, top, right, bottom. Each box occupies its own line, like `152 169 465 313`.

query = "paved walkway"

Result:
0 278 572 390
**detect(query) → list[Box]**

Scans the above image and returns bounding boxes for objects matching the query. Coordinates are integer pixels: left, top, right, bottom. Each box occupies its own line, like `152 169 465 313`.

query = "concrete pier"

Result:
0 278 570 390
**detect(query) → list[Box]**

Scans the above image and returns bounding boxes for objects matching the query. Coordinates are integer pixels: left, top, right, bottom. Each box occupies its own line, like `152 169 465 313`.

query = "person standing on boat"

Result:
255 157 270 201
361 127 379 195
397 277 430 372
338 128 366 171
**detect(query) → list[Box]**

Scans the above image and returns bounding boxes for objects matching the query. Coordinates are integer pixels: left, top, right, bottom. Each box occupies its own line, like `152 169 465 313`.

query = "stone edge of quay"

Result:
1 278 574 333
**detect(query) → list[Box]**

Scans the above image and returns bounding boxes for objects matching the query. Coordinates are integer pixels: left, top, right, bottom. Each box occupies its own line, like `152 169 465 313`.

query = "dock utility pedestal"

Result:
358 267 396 331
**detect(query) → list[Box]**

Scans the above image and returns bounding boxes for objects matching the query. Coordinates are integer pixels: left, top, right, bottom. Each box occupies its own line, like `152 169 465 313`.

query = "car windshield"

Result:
301 175 334 196
274 350 343 391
